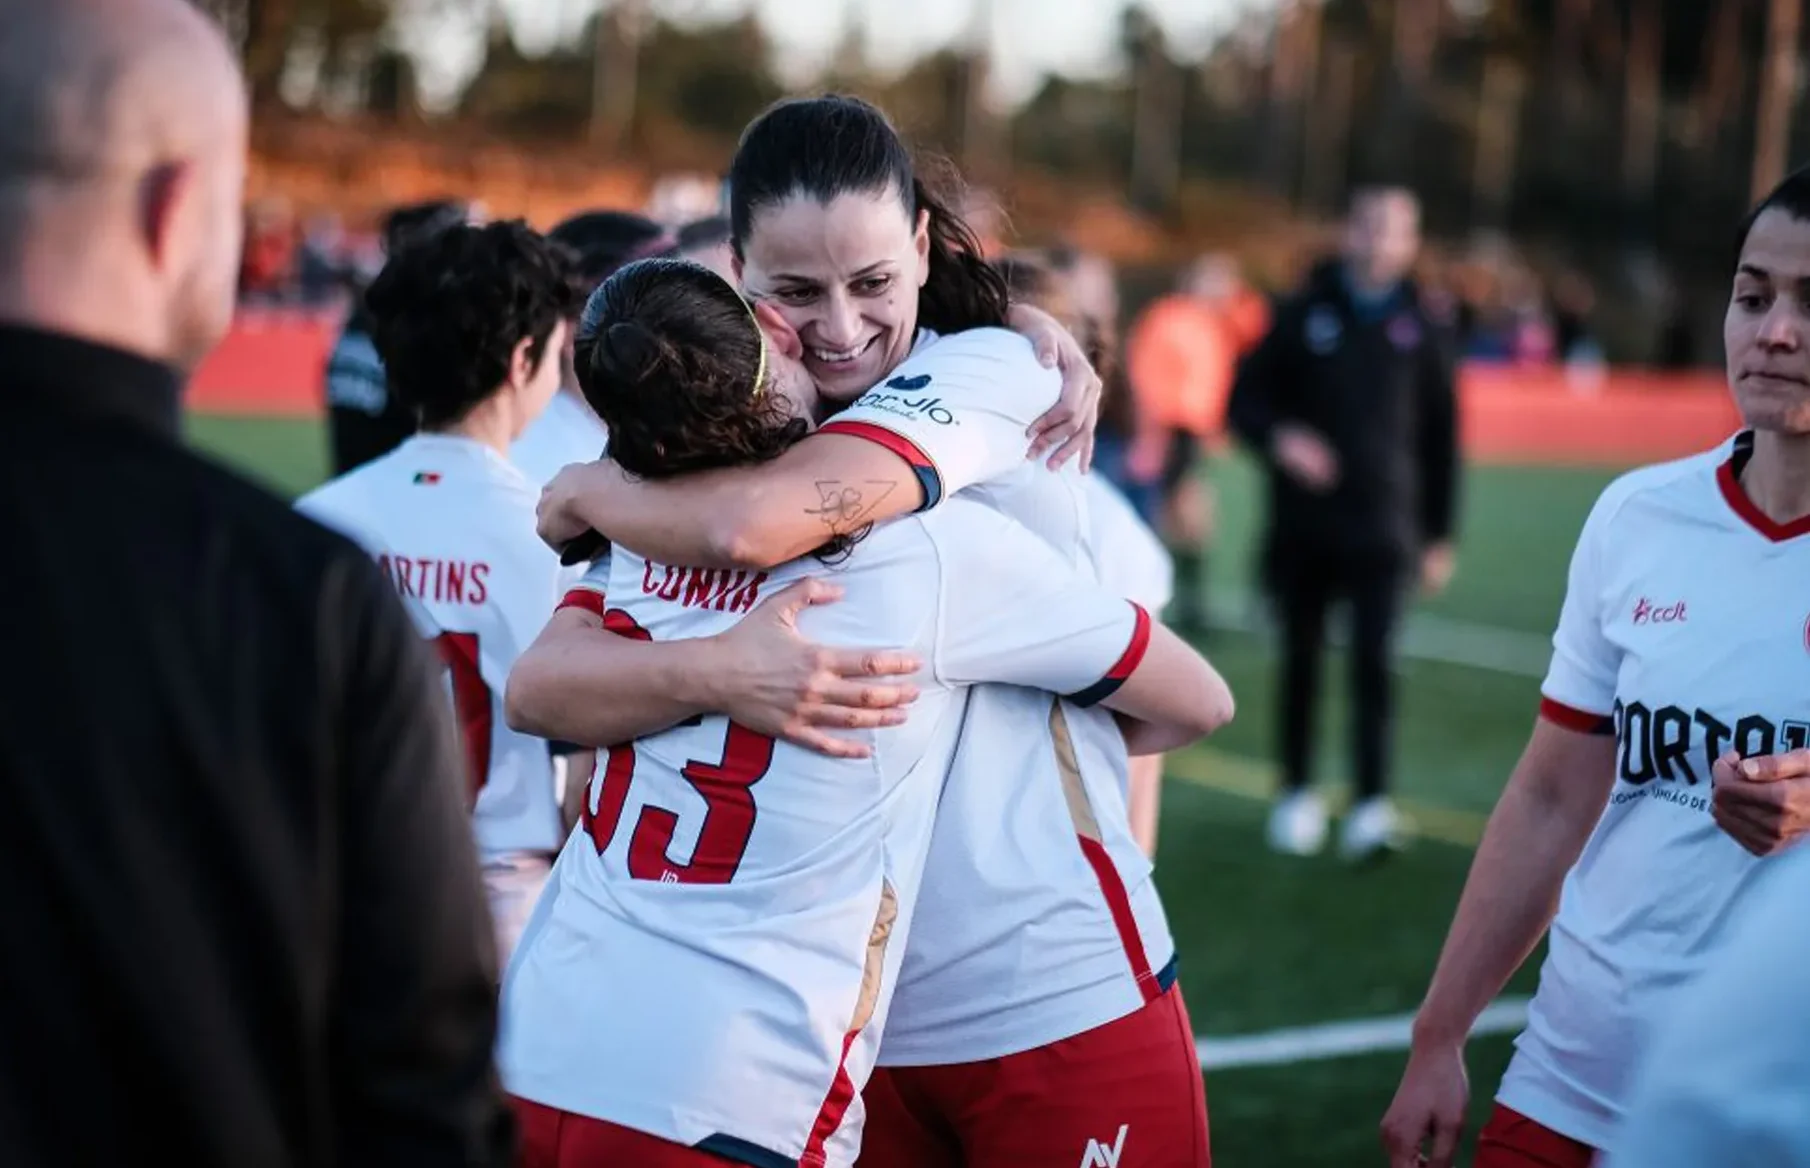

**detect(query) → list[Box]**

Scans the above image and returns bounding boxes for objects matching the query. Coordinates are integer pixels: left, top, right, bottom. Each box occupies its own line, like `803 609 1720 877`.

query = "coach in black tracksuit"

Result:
1227 187 1459 859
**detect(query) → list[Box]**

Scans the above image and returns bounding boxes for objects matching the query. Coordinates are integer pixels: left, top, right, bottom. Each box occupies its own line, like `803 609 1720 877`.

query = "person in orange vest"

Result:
1123 253 1270 629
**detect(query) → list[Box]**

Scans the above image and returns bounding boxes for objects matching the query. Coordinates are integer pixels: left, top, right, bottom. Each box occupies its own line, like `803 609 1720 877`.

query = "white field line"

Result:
1197 996 1530 1072
1209 596 1553 679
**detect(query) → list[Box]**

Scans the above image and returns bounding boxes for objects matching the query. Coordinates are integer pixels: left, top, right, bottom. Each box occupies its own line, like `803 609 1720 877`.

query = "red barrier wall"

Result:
189 318 1742 465
187 311 338 416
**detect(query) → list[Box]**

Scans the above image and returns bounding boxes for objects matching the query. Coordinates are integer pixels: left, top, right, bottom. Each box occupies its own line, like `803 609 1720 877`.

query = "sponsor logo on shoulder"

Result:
857 377 957 425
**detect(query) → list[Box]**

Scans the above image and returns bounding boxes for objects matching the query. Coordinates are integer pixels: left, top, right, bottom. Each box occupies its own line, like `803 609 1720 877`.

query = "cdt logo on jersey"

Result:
1079 1124 1128 1168
1631 596 1687 625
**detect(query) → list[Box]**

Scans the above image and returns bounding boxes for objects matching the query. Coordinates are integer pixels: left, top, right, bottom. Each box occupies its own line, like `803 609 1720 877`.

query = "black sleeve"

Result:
1225 298 1300 458
325 554 514 1168
1415 313 1461 544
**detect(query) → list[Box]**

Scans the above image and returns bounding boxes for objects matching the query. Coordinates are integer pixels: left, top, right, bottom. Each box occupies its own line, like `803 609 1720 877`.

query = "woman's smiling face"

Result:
735 187 930 404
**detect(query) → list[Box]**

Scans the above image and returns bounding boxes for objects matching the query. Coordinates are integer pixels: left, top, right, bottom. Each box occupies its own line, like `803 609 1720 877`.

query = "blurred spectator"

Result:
1123 251 1268 629
646 171 723 225
237 198 296 305
1227 185 1459 862
295 211 350 307
326 198 475 476
672 215 734 281
509 209 673 489
544 210 675 291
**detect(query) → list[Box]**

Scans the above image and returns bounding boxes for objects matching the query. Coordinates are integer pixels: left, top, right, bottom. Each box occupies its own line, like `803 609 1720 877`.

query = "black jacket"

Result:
1227 258 1459 567
325 302 416 476
0 325 512 1168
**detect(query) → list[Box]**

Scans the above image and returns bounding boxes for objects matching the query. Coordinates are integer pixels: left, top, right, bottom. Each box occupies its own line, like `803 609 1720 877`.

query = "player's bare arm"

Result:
1097 621 1235 753
506 579 921 760
1380 719 1618 1168
537 433 924 570
1008 302 1102 470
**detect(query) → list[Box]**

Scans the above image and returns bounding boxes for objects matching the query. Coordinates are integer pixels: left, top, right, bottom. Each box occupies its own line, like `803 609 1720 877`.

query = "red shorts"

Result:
857 984 1211 1168
512 1096 745 1168
1474 1104 1597 1168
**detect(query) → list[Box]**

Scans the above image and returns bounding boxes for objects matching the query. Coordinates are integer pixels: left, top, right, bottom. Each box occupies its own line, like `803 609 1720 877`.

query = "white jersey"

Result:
822 329 1179 1066
1600 839 1810 1167
499 497 1150 1167
1500 431 1810 1149
510 388 610 488
295 434 573 860
1085 472 1175 612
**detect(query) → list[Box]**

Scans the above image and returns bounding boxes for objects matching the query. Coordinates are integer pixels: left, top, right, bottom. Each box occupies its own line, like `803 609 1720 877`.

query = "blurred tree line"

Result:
196 0 1804 301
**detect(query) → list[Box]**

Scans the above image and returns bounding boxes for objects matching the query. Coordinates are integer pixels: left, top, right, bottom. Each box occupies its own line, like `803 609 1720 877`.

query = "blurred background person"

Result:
510 208 673 488
1124 251 1268 630
672 214 734 280
0 2 511 1164
1227 186 1459 860
325 196 475 475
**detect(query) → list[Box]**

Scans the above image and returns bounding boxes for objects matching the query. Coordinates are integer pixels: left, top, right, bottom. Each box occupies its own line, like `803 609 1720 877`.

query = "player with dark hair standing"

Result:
298 219 584 959
1383 169 1810 1168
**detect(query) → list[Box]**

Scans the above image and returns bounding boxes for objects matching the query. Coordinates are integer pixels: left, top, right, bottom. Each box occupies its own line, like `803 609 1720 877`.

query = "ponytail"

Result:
911 174 1010 334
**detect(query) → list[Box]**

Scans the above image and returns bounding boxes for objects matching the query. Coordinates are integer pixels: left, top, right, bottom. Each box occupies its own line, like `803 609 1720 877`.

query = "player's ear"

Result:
506 333 537 391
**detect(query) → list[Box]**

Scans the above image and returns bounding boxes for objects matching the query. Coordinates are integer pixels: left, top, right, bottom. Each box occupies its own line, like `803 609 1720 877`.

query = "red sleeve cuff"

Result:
1067 603 1152 707
558 588 606 618
1539 696 1615 736
817 419 945 511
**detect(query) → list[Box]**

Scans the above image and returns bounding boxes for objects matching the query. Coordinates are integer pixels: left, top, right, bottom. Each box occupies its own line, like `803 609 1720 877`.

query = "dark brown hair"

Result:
727 94 1009 335
574 258 806 480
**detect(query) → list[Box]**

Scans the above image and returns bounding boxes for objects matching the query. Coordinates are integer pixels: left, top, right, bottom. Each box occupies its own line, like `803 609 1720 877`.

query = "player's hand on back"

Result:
712 579 922 760
1380 1039 1470 1168
1710 748 1810 857
1007 302 1102 472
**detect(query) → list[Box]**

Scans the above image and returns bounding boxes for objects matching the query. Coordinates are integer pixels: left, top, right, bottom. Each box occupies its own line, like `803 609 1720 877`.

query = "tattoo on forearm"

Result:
807 480 899 534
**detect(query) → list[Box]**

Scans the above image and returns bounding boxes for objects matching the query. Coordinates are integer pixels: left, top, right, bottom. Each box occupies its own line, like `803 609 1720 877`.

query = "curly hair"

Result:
574 258 808 481
363 220 580 430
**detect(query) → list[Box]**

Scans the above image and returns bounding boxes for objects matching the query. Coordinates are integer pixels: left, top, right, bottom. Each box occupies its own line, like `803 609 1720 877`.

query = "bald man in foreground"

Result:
0 3 512 1165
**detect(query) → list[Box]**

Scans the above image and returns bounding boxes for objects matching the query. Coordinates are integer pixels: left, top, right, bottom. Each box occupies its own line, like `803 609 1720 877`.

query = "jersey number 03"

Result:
582 608 777 884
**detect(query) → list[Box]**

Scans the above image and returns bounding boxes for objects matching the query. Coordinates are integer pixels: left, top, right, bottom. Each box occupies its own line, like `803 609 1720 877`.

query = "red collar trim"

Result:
1718 452 1810 542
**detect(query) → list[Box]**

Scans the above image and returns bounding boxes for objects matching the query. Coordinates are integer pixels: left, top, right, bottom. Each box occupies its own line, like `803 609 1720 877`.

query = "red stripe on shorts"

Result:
801 1028 860 1167
1078 835 1161 1004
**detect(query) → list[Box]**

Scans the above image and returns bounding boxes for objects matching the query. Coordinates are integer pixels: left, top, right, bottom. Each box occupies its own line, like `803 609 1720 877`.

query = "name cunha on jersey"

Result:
1611 697 1810 809
376 554 490 605
638 562 769 614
